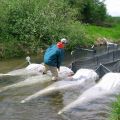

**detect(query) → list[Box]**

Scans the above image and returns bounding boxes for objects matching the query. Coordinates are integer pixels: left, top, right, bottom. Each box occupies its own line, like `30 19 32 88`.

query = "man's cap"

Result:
60 38 68 44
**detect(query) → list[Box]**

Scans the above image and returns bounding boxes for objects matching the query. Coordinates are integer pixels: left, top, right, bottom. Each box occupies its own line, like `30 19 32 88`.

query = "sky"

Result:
104 0 120 16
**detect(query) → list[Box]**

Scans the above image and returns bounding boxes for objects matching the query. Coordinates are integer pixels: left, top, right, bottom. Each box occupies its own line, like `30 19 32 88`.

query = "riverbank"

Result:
1 22 120 60
0 0 120 60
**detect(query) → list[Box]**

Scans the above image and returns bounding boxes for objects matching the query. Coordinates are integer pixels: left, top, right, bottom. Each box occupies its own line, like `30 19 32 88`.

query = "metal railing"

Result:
70 44 120 73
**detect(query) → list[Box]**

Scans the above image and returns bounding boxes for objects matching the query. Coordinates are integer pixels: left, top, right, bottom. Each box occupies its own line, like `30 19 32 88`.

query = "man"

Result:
43 38 68 81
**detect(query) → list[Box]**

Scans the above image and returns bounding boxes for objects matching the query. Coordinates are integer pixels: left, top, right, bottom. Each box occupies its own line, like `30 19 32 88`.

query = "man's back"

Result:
44 44 64 67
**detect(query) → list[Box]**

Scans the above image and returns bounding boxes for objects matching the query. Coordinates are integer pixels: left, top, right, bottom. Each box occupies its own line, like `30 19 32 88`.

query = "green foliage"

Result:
109 96 120 120
0 0 119 59
84 23 120 41
83 0 107 25
65 21 93 50
112 17 120 24
0 0 87 58
66 0 107 25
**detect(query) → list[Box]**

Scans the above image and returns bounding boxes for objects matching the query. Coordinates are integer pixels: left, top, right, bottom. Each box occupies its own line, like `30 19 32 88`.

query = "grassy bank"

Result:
0 0 120 59
109 95 120 120
0 0 88 59
1 22 120 59
84 23 120 42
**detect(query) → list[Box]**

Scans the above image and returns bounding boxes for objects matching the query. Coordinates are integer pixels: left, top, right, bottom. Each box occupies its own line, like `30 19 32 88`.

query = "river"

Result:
0 46 118 120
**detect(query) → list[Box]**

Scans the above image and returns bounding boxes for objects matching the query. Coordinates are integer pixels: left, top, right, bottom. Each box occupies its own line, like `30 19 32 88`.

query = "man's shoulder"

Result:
47 44 56 50
49 44 64 52
57 48 64 53
49 44 56 48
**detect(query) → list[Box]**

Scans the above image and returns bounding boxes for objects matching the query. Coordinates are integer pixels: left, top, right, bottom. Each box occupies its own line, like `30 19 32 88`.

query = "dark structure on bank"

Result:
70 44 120 78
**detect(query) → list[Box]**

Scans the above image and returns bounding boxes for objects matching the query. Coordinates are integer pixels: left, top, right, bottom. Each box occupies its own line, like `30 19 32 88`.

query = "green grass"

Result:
84 23 120 42
109 96 120 120
0 0 120 58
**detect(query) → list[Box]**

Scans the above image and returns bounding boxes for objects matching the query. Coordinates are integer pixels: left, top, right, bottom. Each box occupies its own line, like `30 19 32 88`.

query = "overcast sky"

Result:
104 0 120 16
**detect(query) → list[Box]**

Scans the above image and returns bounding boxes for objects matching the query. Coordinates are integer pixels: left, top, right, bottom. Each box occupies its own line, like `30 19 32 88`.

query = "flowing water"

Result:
0 46 119 120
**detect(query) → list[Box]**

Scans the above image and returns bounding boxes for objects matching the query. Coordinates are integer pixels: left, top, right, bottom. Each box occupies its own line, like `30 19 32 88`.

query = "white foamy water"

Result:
20 69 99 103
0 66 74 93
58 72 120 115
1 50 120 120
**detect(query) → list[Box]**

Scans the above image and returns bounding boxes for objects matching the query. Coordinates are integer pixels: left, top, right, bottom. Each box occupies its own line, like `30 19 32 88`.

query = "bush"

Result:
109 96 120 120
0 0 90 59
64 21 93 50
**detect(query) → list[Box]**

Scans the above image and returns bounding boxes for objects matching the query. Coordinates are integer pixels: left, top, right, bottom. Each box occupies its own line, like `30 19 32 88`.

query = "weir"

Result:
58 72 120 115
70 45 120 78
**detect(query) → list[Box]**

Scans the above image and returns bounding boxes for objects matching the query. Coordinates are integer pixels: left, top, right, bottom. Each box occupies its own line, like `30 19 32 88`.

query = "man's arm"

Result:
56 50 64 69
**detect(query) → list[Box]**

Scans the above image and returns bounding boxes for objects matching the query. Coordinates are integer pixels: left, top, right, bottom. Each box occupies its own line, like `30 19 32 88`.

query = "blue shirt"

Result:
44 44 64 68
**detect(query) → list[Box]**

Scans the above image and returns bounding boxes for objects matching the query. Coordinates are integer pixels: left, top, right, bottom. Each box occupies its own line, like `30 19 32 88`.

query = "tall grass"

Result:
109 96 120 120
84 23 120 42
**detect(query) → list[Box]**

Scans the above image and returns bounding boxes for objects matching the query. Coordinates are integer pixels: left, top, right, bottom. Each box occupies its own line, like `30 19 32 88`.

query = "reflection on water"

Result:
62 95 112 120
0 47 118 120
0 84 67 120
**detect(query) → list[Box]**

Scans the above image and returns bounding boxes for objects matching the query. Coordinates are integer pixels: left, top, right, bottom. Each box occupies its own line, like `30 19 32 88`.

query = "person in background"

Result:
43 38 68 81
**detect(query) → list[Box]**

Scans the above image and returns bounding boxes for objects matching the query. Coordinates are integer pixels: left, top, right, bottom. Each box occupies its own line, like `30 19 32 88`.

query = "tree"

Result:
67 0 107 25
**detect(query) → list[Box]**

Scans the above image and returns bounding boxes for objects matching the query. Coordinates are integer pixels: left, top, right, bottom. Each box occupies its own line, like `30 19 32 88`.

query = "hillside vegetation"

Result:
1 1 120 119
0 0 120 59
85 23 120 42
